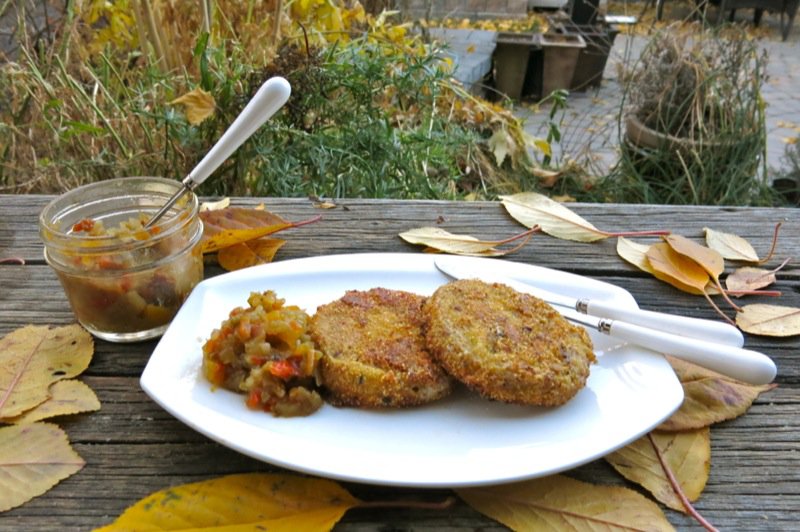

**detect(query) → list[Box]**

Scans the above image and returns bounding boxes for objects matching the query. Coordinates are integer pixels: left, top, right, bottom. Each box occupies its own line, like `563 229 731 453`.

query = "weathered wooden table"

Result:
1 195 798 530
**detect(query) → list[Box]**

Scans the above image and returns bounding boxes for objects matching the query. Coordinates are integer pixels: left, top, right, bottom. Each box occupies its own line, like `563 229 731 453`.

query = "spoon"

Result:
145 76 292 228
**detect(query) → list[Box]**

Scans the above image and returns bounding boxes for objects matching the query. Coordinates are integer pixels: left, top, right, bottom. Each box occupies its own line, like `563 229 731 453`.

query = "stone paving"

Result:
516 27 800 179
435 8 800 180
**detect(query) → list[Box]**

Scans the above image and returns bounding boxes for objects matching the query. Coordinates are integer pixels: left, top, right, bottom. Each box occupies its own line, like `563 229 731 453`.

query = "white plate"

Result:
141 253 683 487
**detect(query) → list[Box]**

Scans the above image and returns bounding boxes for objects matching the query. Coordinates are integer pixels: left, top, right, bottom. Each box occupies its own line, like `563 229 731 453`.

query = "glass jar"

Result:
39 177 204 342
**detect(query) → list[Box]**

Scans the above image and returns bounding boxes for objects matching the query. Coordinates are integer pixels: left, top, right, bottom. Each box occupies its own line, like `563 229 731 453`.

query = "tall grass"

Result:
605 28 776 206
0 1 539 198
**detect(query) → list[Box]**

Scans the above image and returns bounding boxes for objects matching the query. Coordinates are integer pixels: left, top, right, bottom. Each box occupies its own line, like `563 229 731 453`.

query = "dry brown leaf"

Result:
0 422 85 512
96 472 360 531
501 192 608 242
645 242 710 296
704 227 760 262
658 356 775 431
457 474 674 531
7 380 100 424
487 128 517 166
736 304 800 337
169 88 216 125
531 167 562 188
725 267 777 293
217 238 286 271
605 429 710 513
199 207 318 254
398 226 536 257
0 325 93 419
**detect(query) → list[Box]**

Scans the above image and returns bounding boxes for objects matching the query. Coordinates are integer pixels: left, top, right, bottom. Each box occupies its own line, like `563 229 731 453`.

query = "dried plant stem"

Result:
271 0 284 46
202 0 212 34
358 496 457 510
703 291 735 326
130 0 150 58
647 433 719 532
758 222 783 264
54 56 131 159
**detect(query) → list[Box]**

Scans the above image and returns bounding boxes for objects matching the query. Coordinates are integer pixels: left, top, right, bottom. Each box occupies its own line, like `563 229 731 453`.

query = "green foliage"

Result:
772 142 800 205
228 39 490 199
0 3 536 199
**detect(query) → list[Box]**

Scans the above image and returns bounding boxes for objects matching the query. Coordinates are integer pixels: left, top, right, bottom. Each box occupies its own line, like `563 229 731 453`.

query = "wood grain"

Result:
1 194 798 531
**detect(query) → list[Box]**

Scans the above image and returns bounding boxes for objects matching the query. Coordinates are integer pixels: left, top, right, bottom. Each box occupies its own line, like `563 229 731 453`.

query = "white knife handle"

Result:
607 320 776 385
586 299 744 347
187 76 291 187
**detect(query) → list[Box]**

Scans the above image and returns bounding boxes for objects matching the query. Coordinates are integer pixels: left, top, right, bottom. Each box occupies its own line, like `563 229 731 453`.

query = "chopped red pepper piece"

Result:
72 218 95 233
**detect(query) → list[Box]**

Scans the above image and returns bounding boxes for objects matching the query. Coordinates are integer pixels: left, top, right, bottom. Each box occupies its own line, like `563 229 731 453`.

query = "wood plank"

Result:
1 194 798 531
5 195 799 277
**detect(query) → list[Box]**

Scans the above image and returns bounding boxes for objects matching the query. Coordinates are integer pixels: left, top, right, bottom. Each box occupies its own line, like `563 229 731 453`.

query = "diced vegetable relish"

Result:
202 291 323 417
49 212 202 335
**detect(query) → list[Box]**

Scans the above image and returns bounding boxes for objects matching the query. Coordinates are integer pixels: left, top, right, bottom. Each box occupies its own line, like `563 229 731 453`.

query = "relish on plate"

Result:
202 291 324 417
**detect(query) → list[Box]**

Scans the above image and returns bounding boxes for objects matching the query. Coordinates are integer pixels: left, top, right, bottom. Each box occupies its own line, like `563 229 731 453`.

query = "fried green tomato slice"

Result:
424 279 595 407
310 288 453 408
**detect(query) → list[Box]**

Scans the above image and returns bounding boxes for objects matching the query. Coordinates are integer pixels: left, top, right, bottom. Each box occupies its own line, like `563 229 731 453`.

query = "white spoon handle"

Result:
186 76 291 187
606 319 776 385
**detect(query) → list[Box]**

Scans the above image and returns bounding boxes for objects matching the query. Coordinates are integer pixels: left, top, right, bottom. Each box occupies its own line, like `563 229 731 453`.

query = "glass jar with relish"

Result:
39 177 204 342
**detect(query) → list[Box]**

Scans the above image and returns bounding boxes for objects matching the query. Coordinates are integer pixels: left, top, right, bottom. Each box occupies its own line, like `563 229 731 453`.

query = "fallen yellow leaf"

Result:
457 474 674 531
217 238 286 271
725 266 777 293
664 234 725 286
0 422 85 512
501 192 608 242
96 472 360 531
399 226 536 256
659 356 776 431
703 227 760 262
7 380 100 424
645 242 710 296
736 304 800 337
199 206 316 254
0 325 93 419
606 429 710 513
617 236 655 273
170 88 216 125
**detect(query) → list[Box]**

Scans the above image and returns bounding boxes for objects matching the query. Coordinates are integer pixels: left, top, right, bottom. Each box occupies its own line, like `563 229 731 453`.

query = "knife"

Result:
434 257 775 385
434 256 744 347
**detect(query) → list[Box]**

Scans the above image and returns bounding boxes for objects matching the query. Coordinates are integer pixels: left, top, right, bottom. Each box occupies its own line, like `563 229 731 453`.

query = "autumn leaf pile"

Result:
0 325 98 512
402 192 800 337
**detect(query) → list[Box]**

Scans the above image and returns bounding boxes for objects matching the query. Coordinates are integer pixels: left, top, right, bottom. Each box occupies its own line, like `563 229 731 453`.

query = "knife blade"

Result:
434 256 744 347
434 257 776 385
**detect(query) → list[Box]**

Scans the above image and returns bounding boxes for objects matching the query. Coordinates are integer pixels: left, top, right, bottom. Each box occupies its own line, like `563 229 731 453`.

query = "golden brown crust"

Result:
310 288 453 408
424 279 595 407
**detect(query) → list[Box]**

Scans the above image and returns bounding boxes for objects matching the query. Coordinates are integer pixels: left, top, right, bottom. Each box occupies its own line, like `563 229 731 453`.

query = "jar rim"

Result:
39 177 199 254
43 221 204 276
